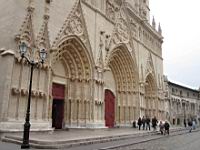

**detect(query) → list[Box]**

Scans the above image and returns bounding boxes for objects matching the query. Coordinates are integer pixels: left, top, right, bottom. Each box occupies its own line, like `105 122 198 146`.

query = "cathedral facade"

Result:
0 0 165 131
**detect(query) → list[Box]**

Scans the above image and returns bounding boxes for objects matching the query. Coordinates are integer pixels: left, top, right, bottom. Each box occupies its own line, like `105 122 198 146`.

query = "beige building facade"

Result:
0 0 165 131
164 77 200 126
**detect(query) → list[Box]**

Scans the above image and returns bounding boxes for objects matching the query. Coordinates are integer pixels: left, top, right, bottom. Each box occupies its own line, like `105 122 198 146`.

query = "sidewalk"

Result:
1 126 184 149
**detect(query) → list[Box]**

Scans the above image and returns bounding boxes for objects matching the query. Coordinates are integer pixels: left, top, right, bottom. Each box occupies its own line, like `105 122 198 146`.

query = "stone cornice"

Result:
1 49 15 56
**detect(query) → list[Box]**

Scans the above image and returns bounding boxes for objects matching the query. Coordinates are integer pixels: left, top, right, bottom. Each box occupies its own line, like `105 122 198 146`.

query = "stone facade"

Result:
164 77 200 126
0 0 165 131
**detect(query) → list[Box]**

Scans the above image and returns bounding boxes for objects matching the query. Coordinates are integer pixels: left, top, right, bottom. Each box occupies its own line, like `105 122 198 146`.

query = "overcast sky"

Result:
149 0 200 89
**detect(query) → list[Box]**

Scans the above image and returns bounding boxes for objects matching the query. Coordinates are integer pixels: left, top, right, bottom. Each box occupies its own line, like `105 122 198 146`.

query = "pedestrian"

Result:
146 116 151 130
159 121 164 135
137 117 142 130
142 116 146 130
184 118 187 128
188 120 192 132
152 116 158 131
164 121 170 135
192 120 196 130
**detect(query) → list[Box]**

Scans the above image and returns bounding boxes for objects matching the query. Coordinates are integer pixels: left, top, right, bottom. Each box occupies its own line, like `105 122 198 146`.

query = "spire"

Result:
36 0 51 57
158 23 162 35
152 16 156 29
15 0 35 48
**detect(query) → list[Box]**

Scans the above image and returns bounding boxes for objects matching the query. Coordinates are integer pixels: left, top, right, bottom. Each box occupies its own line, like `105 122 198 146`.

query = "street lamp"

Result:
19 42 47 149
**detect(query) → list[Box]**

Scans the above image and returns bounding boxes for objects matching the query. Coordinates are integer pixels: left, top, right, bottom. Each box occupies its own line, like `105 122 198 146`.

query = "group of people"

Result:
137 116 151 131
184 118 196 132
137 116 170 135
158 120 170 135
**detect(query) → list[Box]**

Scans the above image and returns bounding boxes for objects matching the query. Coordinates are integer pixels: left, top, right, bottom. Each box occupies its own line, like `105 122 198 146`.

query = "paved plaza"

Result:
0 126 186 149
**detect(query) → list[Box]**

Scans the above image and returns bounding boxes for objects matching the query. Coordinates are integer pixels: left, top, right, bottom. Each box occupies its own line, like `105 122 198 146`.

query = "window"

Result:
187 92 189 97
172 88 175 93
180 90 182 96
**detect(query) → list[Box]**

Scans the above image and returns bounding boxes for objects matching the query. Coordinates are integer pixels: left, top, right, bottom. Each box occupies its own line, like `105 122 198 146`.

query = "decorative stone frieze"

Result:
11 87 20 95
21 89 28 96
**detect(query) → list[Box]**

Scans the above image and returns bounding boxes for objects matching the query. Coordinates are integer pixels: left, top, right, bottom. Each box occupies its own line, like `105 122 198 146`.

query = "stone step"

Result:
1 128 186 149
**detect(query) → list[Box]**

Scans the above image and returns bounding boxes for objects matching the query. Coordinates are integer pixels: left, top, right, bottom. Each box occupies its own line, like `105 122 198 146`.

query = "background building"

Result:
164 76 200 126
0 0 165 131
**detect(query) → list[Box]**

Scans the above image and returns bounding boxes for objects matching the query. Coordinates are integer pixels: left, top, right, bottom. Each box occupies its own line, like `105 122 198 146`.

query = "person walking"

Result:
146 116 151 130
188 120 192 132
192 120 196 130
184 118 187 128
142 116 146 130
152 116 158 131
164 121 170 135
138 117 142 130
159 121 164 135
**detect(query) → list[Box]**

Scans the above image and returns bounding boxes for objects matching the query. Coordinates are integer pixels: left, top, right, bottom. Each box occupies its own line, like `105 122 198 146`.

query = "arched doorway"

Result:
106 44 138 126
105 89 115 128
52 36 94 128
144 73 157 118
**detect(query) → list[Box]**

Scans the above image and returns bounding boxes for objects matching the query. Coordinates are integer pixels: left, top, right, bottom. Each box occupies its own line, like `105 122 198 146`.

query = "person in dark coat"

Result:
152 116 158 131
142 116 146 130
184 118 187 128
146 116 151 130
188 120 193 132
164 121 170 135
137 117 142 130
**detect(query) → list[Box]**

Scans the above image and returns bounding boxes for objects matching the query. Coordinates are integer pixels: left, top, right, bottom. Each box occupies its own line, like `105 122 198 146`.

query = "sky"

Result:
149 0 200 89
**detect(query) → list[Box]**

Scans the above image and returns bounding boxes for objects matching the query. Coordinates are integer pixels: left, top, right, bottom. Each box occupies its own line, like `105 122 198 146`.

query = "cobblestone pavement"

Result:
0 141 20 150
124 130 200 150
64 129 200 150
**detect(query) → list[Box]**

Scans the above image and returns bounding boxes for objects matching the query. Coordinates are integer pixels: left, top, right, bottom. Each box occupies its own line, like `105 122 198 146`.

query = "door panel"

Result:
52 83 65 129
52 83 65 100
105 89 115 128
52 100 64 129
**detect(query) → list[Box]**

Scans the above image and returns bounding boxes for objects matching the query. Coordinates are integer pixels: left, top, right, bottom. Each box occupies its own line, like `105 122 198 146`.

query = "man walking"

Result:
164 121 170 135
152 116 158 131
146 116 151 130
142 116 146 130
138 117 142 130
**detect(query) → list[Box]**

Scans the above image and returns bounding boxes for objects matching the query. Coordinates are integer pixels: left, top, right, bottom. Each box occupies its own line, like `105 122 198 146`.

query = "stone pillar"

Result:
0 50 15 121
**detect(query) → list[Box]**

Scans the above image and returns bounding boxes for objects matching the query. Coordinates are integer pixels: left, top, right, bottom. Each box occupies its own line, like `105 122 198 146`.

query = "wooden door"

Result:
105 89 115 128
52 83 65 129
52 100 64 129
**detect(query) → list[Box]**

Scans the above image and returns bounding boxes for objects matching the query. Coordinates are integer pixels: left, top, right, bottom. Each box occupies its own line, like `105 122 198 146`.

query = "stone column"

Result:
0 50 15 121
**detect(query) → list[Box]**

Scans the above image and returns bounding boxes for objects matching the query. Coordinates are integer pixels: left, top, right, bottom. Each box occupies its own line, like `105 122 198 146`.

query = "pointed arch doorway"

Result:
105 89 115 128
51 36 94 128
106 44 139 126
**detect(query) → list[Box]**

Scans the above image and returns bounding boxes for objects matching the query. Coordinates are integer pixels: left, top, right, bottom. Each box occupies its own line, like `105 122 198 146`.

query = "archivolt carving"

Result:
107 45 138 93
52 37 93 80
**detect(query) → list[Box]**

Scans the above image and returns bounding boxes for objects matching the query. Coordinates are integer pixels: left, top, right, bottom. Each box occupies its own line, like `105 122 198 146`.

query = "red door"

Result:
52 83 65 129
105 89 115 128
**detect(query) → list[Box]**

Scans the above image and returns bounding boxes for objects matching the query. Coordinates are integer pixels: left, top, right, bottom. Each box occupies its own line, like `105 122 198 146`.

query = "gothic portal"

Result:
0 0 165 131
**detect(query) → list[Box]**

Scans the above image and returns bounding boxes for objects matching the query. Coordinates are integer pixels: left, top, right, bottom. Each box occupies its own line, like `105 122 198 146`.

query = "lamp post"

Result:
19 42 47 149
